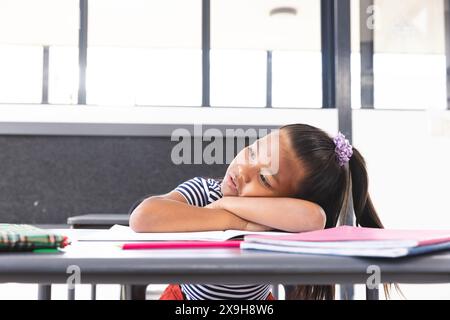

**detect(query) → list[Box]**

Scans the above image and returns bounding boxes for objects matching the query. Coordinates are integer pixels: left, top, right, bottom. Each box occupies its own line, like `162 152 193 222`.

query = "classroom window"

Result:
0 0 79 104
0 0 323 109
87 0 202 106
210 0 322 108
351 0 447 110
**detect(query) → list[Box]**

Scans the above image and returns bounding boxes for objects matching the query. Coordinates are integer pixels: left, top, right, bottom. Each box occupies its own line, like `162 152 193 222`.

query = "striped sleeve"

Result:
181 284 271 300
174 177 222 207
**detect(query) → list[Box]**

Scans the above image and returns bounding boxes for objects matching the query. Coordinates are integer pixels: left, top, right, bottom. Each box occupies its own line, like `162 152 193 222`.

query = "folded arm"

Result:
129 190 326 233
129 191 250 233
207 196 326 233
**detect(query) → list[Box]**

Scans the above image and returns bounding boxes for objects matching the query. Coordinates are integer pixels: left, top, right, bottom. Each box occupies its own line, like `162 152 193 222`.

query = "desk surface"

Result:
0 229 449 285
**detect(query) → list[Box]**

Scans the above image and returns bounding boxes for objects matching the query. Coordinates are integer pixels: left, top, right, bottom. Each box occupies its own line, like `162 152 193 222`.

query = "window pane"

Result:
212 0 320 51
210 49 267 107
374 53 446 109
352 0 446 110
87 0 201 106
135 49 201 107
374 0 446 110
0 0 78 46
0 45 42 103
87 48 138 106
87 48 201 106
49 47 78 104
272 52 322 108
211 0 321 108
0 0 79 104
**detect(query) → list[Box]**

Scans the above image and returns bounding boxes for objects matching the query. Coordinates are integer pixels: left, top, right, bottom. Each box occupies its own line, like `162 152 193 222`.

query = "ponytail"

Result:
348 147 403 299
348 147 384 228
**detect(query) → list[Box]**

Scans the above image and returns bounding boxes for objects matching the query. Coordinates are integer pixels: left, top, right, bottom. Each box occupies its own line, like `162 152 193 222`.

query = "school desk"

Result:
0 229 448 300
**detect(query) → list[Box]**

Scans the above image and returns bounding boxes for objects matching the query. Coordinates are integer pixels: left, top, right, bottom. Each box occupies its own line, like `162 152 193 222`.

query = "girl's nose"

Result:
237 163 257 184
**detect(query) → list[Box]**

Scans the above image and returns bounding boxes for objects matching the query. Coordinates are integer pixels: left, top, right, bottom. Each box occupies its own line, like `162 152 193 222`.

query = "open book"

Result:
241 226 450 258
77 224 290 242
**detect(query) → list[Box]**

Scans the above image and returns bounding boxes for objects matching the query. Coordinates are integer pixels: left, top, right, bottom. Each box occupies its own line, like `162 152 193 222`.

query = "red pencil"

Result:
121 241 242 250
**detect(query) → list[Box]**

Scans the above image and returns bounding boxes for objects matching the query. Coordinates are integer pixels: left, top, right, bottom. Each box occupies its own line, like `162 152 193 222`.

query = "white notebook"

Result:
77 224 289 242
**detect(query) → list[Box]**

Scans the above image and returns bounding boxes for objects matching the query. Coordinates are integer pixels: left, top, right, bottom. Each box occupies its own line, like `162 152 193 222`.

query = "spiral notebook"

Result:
0 224 69 252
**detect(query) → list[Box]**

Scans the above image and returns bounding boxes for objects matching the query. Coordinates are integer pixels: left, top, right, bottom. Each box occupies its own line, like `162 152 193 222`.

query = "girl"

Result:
129 123 387 300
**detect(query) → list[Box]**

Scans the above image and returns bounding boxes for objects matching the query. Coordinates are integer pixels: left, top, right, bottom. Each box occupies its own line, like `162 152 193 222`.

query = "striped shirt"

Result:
175 177 271 300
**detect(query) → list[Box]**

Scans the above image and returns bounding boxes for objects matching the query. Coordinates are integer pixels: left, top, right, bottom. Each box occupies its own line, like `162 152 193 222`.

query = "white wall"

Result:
353 109 450 299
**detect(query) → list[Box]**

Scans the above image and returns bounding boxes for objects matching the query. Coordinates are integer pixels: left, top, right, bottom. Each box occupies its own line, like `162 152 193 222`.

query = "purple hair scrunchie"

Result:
333 132 353 166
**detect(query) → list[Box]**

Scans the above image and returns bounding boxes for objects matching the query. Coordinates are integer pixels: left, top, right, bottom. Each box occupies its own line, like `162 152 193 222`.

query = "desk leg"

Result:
91 285 96 300
340 284 354 300
121 285 147 300
271 284 279 299
38 284 51 300
68 287 75 300
365 285 379 300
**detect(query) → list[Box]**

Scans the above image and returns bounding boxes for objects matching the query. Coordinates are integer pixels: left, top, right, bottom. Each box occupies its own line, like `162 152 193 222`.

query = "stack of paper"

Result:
241 226 450 258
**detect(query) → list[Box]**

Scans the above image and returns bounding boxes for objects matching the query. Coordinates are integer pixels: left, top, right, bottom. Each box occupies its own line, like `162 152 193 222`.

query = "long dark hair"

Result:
281 123 397 300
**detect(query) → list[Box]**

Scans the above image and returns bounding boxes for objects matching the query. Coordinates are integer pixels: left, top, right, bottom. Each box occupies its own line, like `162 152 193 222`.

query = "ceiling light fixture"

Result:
269 7 298 17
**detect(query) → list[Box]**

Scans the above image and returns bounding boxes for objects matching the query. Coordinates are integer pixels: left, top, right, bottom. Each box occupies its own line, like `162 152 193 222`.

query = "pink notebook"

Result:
245 226 450 247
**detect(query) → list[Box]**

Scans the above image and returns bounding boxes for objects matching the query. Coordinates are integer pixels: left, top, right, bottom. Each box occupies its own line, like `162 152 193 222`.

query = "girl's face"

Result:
221 129 305 197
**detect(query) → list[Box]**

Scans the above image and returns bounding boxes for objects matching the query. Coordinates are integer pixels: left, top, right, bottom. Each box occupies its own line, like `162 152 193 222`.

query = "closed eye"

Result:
259 174 272 189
